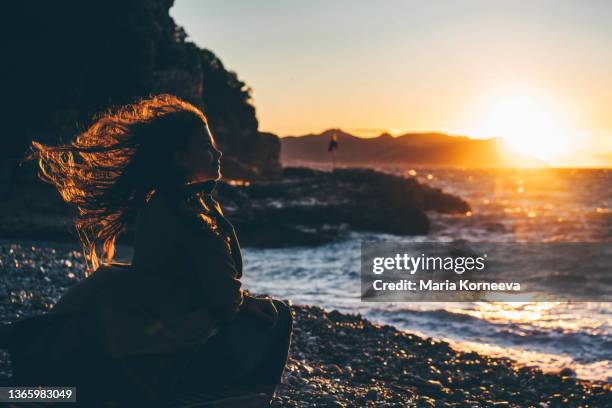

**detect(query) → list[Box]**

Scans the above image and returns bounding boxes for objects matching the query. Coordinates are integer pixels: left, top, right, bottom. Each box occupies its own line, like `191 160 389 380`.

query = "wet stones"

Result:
0 243 610 407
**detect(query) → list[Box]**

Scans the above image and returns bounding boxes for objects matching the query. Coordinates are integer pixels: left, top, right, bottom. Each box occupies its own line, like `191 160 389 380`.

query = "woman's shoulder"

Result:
138 188 219 238
137 191 178 227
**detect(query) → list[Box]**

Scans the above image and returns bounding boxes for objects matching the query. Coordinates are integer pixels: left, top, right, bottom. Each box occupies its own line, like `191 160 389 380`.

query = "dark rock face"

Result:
5 0 280 179
216 167 471 247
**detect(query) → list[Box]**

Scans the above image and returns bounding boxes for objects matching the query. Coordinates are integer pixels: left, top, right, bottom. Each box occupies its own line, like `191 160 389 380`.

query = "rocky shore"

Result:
0 242 610 407
0 166 470 248
218 167 470 247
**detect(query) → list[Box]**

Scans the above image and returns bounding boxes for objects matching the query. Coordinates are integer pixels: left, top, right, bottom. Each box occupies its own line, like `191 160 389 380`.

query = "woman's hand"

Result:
242 296 278 327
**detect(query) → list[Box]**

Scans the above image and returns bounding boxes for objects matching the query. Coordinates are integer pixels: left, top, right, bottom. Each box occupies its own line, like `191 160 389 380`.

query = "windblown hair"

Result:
29 94 208 274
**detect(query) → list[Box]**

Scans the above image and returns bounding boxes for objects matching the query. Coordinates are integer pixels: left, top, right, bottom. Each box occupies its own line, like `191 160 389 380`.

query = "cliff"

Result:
5 0 280 179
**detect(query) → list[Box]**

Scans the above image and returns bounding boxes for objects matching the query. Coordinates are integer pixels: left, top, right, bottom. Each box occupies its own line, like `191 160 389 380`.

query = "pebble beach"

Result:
0 242 610 407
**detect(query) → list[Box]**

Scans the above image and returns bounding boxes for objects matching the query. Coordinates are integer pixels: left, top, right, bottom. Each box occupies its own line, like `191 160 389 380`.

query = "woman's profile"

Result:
1 94 293 406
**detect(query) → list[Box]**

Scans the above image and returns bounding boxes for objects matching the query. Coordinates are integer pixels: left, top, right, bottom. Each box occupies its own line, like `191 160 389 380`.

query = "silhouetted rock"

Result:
5 0 280 179
216 167 471 247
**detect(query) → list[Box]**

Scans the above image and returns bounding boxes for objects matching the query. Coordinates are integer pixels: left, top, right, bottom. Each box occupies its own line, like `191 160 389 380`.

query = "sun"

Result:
474 91 572 163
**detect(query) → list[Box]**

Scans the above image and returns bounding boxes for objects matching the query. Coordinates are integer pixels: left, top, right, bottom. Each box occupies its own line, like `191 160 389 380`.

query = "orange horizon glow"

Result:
281 86 606 168
171 1 612 168
466 88 575 166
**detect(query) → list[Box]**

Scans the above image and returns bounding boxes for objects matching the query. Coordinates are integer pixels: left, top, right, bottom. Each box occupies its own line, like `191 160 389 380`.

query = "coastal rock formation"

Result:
5 0 280 179
216 167 471 247
4 0 468 248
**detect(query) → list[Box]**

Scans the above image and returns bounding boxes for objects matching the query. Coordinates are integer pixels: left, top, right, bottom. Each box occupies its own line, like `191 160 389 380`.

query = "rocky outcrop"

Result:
216 167 471 247
5 0 280 179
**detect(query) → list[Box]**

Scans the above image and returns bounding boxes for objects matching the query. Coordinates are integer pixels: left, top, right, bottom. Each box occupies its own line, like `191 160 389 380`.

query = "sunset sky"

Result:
171 0 612 167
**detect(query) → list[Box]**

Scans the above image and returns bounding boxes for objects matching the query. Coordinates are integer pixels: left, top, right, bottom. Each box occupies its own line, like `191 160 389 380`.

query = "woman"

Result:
1 94 292 406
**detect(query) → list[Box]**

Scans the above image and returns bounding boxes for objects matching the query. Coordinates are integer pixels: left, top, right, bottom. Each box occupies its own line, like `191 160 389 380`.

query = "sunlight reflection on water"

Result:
242 168 612 381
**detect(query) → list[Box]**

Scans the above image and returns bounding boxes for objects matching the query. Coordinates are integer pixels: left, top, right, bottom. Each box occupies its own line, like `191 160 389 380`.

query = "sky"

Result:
171 0 612 166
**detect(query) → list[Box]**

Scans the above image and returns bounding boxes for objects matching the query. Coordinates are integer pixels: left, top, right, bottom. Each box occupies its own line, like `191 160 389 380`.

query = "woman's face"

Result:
174 124 222 183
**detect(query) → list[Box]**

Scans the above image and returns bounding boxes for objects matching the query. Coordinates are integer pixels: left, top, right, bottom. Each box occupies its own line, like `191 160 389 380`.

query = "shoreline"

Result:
0 242 610 406
278 304 610 407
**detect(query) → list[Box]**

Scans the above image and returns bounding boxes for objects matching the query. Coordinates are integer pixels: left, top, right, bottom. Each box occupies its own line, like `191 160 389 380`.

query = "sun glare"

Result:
473 91 572 163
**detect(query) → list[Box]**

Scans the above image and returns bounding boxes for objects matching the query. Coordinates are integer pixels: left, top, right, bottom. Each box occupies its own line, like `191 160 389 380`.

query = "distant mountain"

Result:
281 129 545 168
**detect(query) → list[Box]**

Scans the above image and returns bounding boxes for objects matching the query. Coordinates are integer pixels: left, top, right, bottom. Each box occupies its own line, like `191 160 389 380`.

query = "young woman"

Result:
2 94 292 405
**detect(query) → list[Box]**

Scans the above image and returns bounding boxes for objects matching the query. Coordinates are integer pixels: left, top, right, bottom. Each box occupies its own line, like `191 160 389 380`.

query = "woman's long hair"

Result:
29 94 208 274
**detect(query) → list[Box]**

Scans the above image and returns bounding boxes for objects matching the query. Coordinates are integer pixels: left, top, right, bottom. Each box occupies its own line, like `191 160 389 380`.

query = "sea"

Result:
241 168 612 382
